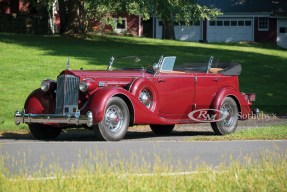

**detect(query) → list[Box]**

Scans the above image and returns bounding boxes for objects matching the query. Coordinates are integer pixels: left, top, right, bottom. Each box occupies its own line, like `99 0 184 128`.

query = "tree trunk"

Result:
162 20 175 40
58 0 81 34
58 0 68 34
66 0 81 34
48 0 58 34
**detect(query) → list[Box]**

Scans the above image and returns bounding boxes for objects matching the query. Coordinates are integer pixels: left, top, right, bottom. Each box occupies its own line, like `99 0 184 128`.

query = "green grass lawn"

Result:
0 33 287 131
187 124 287 141
1 150 286 191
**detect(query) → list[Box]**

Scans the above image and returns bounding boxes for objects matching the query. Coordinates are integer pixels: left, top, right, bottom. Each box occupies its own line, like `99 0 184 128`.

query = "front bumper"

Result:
14 110 93 127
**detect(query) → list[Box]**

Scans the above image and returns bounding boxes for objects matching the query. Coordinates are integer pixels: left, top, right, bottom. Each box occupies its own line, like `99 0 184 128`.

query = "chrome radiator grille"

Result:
55 75 79 114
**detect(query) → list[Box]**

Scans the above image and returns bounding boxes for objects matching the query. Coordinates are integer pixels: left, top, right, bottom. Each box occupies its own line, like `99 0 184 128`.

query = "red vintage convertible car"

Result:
15 56 255 141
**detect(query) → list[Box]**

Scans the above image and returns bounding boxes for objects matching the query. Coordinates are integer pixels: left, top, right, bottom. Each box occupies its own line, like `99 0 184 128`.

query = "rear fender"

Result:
211 87 251 120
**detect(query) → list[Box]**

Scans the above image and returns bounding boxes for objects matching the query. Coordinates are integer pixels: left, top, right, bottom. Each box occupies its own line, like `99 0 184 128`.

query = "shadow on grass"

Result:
0 33 286 114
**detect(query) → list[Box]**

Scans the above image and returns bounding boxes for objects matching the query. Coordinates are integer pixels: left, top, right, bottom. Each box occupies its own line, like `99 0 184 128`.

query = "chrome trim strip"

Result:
14 110 93 127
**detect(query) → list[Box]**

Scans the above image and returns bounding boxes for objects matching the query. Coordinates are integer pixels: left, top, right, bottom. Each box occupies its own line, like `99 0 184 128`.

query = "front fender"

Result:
87 87 134 123
211 87 251 120
86 87 168 125
24 88 55 114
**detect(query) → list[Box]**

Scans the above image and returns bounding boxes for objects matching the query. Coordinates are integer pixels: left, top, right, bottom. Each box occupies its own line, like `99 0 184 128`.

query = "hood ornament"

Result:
66 58 70 70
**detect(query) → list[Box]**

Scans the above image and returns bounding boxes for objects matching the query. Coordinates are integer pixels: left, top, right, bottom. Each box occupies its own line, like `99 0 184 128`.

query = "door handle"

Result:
213 78 220 82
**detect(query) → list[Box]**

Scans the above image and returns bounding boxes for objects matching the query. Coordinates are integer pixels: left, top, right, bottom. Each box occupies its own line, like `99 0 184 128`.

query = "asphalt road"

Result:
1 118 286 176
1 140 286 176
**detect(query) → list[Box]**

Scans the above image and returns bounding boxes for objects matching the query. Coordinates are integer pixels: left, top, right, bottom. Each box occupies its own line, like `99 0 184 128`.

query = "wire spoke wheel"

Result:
220 104 236 128
105 105 124 133
94 97 130 141
211 97 238 135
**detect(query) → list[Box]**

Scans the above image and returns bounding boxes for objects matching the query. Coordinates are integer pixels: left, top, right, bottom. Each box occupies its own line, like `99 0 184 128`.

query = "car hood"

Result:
58 70 154 87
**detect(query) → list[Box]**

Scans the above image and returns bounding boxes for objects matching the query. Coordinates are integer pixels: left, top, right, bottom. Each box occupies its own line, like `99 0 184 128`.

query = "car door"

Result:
155 72 195 119
194 73 220 110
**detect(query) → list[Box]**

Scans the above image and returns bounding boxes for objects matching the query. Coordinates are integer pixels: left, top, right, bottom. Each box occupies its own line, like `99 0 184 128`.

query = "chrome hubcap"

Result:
220 104 235 128
139 89 153 109
105 105 123 132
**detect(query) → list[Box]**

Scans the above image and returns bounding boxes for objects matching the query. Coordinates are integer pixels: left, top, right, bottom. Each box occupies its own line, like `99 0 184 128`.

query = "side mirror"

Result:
153 63 160 72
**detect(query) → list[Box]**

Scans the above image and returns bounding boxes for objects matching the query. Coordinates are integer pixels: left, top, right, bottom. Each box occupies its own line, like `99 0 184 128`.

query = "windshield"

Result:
106 56 160 73
106 55 230 74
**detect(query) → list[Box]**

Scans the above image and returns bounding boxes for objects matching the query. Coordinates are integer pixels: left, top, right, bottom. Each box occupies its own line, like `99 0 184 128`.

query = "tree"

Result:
79 0 123 33
58 0 83 34
25 0 117 34
25 0 221 37
58 0 124 34
125 0 222 39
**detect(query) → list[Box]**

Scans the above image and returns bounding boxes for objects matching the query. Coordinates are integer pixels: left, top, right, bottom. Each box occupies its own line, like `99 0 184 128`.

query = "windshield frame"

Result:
106 56 162 74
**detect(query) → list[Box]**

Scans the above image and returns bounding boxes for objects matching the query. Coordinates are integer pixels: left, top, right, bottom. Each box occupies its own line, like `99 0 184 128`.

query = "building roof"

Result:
198 0 287 16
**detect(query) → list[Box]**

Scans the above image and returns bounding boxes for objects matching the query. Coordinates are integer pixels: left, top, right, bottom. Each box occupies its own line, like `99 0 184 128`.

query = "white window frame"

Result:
114 18 127 33
258 17 269 31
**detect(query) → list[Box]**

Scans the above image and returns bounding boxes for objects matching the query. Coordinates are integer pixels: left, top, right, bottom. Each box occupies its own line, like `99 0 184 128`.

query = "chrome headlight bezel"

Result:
40 79 56 92
79 81 88 92
41 80 50 92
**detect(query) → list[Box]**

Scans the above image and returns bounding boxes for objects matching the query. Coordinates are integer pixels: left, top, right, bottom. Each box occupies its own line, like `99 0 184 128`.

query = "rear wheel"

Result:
29 124 62 140
94 97 130 141
211 97 238 135
150 124 175 135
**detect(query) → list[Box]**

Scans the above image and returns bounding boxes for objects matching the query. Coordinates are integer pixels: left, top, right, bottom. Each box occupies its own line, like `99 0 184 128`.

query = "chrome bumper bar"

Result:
14 110 93 127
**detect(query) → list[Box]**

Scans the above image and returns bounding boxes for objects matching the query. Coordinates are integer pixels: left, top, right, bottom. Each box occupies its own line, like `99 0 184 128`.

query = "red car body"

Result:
15 56 254 141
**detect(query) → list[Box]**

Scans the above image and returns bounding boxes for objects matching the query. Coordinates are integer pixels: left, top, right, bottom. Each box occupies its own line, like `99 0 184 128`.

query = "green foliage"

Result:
22 0 221 35
125 0 222 22
125 0 222 39
0 34 286 131
80 0 124 33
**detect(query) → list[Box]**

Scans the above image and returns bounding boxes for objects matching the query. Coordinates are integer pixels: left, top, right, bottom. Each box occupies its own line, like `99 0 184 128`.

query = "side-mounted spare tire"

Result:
129 78 159 112
94 97 130 141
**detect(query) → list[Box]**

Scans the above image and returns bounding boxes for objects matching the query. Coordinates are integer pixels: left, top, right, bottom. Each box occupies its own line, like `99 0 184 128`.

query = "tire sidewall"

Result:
212 97 238 135
150 124 175 135
97 97 130 141
29 124 62 140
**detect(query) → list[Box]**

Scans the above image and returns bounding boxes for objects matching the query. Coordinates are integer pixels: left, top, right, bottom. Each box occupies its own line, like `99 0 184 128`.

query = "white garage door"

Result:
156 19 201 41
207 18 253 42
277 19 287 49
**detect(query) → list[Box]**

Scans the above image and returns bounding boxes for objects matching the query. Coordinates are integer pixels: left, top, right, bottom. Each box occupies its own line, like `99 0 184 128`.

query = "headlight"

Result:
41 80 50 92
79 81 88 92
79 79 97 92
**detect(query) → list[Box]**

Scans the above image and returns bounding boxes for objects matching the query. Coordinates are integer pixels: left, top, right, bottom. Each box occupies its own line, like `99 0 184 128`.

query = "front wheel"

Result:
150 124 175 135
29 124 62 140
94 97 130 141
211 97 238 135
